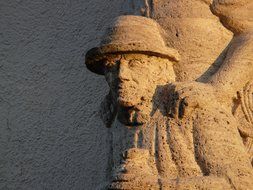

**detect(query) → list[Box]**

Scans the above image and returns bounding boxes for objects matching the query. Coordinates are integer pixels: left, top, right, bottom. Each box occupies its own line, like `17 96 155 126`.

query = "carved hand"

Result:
167 82 219 119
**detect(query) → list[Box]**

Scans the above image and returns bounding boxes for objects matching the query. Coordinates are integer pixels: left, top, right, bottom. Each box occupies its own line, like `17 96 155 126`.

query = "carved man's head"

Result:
211 0 253 33
102 53 176 126
85 16 179 127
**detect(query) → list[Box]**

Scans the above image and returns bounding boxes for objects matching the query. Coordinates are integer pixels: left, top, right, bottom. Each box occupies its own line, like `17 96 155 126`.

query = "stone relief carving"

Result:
85 0 252 189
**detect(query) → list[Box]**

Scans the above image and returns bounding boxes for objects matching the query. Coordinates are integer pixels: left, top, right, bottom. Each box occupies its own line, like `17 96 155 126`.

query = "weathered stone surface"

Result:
86 1 253 189
2 0 252 189
85 15 179 75
153 0 233 82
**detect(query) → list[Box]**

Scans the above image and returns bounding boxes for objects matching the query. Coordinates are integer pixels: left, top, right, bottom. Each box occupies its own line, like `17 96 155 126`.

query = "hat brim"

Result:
85 43 180 75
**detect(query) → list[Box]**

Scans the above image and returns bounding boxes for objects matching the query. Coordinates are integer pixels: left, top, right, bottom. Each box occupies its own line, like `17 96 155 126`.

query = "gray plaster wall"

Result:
0 1 143 189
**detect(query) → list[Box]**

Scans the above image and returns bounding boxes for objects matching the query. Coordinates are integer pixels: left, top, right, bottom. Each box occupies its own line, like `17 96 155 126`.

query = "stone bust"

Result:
85 15 179 127
85 1 253 188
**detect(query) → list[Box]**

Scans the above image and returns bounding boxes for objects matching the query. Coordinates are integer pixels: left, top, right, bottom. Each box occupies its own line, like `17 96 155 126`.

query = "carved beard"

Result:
100 90 151 127
117 105 149 126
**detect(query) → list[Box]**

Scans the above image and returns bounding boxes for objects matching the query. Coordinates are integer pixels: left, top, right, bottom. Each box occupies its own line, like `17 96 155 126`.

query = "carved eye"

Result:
128 59 142 68
104 60 116 69
105 61 114 68
104 59 120 72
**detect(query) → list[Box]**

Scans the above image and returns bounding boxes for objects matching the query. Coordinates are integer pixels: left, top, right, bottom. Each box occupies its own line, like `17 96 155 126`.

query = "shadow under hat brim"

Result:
85 43 180 75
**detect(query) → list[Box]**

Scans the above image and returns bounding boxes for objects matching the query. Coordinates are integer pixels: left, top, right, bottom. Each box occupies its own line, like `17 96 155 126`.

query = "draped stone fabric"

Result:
85 0 253 189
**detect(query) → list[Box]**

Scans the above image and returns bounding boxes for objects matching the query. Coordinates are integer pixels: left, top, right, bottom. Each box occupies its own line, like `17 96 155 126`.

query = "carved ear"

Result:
100 92 117 128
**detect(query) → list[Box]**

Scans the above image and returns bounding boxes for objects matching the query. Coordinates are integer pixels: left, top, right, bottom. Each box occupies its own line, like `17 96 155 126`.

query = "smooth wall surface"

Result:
0 1 142 189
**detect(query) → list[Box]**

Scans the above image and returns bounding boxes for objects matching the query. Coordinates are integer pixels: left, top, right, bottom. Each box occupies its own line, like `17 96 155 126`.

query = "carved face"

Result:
104 53 175 126
211 0 253 33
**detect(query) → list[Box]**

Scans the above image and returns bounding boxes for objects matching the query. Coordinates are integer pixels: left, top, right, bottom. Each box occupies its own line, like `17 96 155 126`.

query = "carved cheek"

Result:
105 72 117 93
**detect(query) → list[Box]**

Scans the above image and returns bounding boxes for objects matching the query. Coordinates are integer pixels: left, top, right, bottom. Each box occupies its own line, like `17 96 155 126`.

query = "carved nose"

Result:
118 60 131 81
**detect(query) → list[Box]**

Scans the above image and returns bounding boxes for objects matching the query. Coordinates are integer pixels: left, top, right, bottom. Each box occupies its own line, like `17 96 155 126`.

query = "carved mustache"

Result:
117 106 145 126
117 96 142 109
116 86 141 107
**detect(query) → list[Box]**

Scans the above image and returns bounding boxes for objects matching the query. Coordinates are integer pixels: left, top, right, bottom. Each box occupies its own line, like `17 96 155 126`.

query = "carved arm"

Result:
207 33 253 99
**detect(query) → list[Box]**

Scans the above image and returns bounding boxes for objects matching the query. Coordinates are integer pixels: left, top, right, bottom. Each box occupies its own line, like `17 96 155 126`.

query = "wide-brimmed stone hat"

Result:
85 15 180 75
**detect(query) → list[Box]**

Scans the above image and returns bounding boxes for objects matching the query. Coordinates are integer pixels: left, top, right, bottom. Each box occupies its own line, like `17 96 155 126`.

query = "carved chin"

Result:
117 106 149 126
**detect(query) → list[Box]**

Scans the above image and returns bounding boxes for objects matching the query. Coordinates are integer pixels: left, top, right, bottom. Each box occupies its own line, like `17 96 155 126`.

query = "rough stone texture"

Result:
85 1 253 189
152 0 233 82
2 0 253 190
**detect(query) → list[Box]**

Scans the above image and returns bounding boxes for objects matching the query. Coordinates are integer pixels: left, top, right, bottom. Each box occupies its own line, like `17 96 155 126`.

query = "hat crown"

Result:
100 15 169 54
85 15 180 75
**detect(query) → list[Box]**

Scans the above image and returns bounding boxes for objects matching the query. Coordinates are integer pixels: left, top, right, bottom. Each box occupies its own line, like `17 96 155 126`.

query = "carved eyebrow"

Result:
196 0 212 5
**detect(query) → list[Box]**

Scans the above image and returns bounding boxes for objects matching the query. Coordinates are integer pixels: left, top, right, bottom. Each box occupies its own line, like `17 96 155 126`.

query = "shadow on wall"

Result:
0 0 143 189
